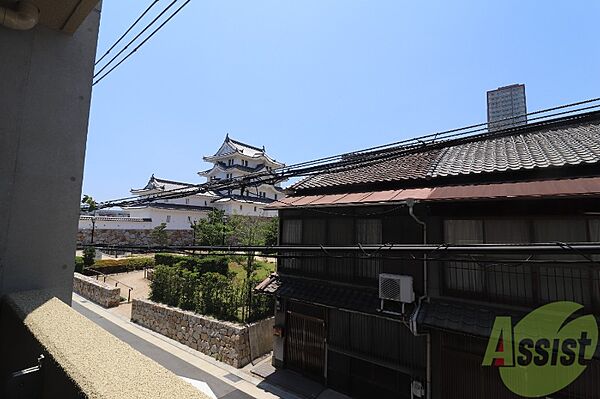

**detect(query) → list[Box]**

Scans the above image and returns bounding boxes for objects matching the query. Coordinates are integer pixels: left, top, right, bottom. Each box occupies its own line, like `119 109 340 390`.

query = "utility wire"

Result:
83 243 600 269
95 0 161 66
93 0 191 86
92 99 600 210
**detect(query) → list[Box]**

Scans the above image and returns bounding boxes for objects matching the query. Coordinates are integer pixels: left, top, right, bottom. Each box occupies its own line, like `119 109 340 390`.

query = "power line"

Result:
93 0 191 86
95 0 161 66
92 98 600 210
94 0 179 79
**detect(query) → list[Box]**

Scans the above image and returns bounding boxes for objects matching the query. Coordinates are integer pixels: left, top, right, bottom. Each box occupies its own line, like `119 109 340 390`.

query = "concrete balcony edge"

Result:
3 289 208 399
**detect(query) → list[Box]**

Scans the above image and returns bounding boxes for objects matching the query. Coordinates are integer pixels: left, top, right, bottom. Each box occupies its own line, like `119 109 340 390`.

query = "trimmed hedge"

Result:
83 257 154 275
154 253 228 276
75 256 84 273
150 265 272 323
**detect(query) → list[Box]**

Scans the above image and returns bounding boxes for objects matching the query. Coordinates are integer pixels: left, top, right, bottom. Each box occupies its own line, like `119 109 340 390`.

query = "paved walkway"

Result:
72 293 296 399
74 273 349 399
94 269 151 319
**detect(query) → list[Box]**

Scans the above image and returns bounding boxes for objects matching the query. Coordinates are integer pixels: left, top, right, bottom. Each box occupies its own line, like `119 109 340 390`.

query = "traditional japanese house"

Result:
257 110 600 399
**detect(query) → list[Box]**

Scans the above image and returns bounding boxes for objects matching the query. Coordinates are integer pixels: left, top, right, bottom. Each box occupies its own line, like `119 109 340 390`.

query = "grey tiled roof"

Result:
146 203 214 212
416 299 525 338
255 274 382 315
433 124 600 176
294 149 441 190
293 114 600 192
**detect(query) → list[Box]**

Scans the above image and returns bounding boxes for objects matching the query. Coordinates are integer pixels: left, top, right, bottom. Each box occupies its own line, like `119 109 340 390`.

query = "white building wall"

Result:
79 217 153 230
127 208 209 230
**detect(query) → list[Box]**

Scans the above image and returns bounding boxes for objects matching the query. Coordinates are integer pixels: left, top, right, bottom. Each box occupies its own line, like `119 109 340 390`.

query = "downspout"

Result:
406 199 431 399
0 1 40 30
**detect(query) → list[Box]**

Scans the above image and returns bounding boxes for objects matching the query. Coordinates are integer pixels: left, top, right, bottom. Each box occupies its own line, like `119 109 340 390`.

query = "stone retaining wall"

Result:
73 273 121 308
131 299 274 367
77 229 194 247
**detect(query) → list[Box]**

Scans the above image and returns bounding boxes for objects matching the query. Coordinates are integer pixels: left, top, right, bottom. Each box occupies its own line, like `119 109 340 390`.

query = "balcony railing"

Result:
442 259 599 310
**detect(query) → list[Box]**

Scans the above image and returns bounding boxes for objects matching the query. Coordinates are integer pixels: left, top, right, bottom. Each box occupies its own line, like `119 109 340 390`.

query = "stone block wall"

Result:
77 229 194 247
131 299 274 367
73 273 121 308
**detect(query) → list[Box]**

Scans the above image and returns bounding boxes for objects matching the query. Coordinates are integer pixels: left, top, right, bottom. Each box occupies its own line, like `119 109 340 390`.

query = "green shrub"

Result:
150 265 181 307
178 266 199 311
75 256 84 273
154 253 228 275
149 256 272 323
196 272 241 322
83 257 154 275
83 247 95 268
154 253 184 267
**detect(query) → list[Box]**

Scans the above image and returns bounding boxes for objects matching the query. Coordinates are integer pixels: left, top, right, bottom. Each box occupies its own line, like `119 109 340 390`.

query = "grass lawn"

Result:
228 258 275 282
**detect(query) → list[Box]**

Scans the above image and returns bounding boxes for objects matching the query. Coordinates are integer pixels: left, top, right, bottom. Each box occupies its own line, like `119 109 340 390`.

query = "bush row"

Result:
75 256 84 273
154 253 228 275
81 257 155 275
150 264 273 323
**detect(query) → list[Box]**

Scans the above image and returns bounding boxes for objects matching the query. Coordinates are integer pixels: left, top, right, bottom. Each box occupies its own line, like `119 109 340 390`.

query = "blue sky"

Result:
85 1 600 201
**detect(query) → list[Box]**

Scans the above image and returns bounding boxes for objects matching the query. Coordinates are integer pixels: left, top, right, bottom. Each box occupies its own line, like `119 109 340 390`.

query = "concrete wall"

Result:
272 305 286 367
248 317 275 362
77 229 194 246
131 299 273 368
73 273 121 308
0 8 101 303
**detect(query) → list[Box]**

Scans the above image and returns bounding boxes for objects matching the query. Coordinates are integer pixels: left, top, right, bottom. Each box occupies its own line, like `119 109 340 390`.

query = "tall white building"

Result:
79 135 285 232
487 84 527 131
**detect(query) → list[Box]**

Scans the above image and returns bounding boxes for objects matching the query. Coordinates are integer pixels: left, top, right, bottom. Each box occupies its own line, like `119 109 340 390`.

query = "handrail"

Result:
83 267 134 303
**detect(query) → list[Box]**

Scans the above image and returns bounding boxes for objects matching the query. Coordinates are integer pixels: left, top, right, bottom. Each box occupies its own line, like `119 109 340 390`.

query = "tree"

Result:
194 209 230 246
264 217 279 247
226 215 273 322
83 246 95 269
150 223 169 246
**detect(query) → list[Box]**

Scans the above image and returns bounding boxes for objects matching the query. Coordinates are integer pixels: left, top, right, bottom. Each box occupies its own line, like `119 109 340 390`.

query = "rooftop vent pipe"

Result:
0 1 39 30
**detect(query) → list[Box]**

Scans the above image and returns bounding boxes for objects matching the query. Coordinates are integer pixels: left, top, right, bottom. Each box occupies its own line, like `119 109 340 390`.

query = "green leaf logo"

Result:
495 302 598 397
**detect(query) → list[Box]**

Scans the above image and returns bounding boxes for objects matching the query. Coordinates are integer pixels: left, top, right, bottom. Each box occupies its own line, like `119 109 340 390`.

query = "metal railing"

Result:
84 268 134 303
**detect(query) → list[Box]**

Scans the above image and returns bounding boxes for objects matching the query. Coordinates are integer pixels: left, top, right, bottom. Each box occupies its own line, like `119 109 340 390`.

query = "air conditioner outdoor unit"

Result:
379 274 415 303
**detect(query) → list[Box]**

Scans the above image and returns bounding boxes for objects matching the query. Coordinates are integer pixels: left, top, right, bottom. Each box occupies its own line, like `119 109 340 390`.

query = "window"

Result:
483 220 532 300
226 173 232 179
328 218 355 280
281 219 302 272
166 215 171 223
282 219 302 244
243 160 248 167
355 219 382 280
228 159 233 166
274 194 278 200
444 220 484 292
443 218 597 305
254 206 257 212
185 198 189 205
239 205 243 210
534 219 591 305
